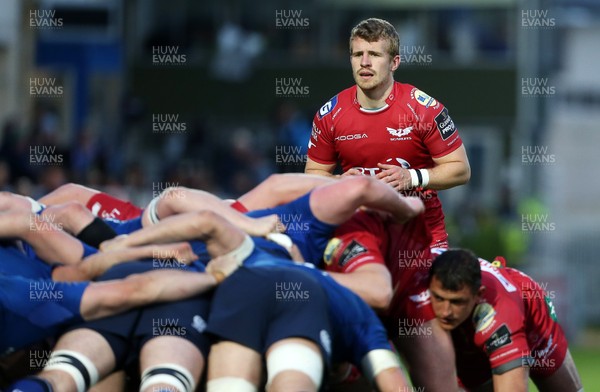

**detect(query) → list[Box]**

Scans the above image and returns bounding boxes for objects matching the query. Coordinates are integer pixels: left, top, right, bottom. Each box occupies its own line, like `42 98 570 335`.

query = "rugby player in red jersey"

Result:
324 211 458 391
428 249 583 391
306 18 470 248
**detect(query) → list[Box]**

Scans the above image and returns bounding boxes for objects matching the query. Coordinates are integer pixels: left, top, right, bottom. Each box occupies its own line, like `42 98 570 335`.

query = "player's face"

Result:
350 38 399 92
429 276 481 331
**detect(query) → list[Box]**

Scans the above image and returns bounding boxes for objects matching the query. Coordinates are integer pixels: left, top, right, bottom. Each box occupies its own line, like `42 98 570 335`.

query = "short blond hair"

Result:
349 18 399 57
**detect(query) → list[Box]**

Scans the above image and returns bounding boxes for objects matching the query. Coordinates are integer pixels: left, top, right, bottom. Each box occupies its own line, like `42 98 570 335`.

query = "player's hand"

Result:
375 163 412 191
205 254 241 283
289 244 305 262
99 234 129 252
342 168 363 176
170 242 198 264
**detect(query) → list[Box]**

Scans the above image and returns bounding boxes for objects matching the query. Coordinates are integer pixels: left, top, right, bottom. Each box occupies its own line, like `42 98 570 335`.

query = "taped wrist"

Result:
76 217 118 248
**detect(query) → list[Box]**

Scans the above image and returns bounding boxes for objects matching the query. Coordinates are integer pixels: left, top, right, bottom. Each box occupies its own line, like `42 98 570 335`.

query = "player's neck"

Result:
356 79 395 109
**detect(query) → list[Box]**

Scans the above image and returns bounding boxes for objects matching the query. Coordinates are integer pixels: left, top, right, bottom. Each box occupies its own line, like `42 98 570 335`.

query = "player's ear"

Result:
391 55 400 71
477 285 486 298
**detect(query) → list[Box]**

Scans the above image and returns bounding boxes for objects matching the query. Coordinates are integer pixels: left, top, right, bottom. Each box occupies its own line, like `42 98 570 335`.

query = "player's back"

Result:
502 266 560 338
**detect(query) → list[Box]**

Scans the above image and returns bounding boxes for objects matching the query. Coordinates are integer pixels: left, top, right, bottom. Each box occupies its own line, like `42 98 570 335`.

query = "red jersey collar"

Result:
353 82 399 113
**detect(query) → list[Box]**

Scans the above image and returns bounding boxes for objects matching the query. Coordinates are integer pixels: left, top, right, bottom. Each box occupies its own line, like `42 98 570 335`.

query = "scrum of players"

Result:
1 15 584 392
0 172 583 392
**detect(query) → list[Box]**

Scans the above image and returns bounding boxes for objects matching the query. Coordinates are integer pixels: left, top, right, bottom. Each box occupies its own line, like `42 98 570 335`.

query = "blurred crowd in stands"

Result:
0 99 313 208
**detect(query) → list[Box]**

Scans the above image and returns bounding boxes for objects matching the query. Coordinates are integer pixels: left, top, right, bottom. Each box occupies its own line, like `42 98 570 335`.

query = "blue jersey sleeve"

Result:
81 242 98 257
246 193 337 266
22 239 97 267
103 217 143 235
0 244 53 280
0 275 89 354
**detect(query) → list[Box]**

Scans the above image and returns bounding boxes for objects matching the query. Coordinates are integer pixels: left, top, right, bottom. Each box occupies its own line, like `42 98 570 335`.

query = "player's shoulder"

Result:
398 82 445 112
315 86 354 121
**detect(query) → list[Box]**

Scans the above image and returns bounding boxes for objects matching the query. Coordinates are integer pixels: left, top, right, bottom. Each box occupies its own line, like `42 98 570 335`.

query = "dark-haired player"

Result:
428 249 583 391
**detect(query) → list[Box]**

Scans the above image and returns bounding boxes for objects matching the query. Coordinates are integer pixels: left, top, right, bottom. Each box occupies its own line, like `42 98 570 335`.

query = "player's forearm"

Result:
305 167 335 177
238 173 336 210
105 210 247 262
111 213 202 248
328 271 392 310
357 176 424 222
17 213 85 266
137 269 217 302
304 157 337 177
105 243 194 265
424 160 470 190
41 202 94 236
81 270 217 320
78 243 193 280
154 187 267 236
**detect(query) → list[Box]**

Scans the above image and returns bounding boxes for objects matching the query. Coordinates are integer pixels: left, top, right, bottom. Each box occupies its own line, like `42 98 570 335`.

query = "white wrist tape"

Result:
146 196 161 224
408 169 419 188
361 349 401 382
420 168 430 187
408 169 430 188
224 234 255 265
26 196 45 214
266 232 293 253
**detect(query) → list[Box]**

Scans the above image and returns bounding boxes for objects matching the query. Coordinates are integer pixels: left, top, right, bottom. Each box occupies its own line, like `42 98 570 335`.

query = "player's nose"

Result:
440 302 452 317
360 53 371 66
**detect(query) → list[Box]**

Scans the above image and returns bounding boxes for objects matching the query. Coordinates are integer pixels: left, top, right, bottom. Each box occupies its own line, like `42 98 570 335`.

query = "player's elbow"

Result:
458 162 471 185
160 186 189 202
369 283 393 311
339 175 376 203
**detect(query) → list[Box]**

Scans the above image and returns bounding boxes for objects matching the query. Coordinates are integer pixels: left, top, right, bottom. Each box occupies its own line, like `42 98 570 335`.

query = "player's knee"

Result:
43 350 99 392
361 349 401 382
206 377 258 392
140 363 196 392
7 376 54 392
266 342 323 391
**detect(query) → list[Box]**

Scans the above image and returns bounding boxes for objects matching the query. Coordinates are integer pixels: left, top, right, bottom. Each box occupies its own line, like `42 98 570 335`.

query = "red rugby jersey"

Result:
324 211 436 323
309 82 463 247
453 260 567 388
